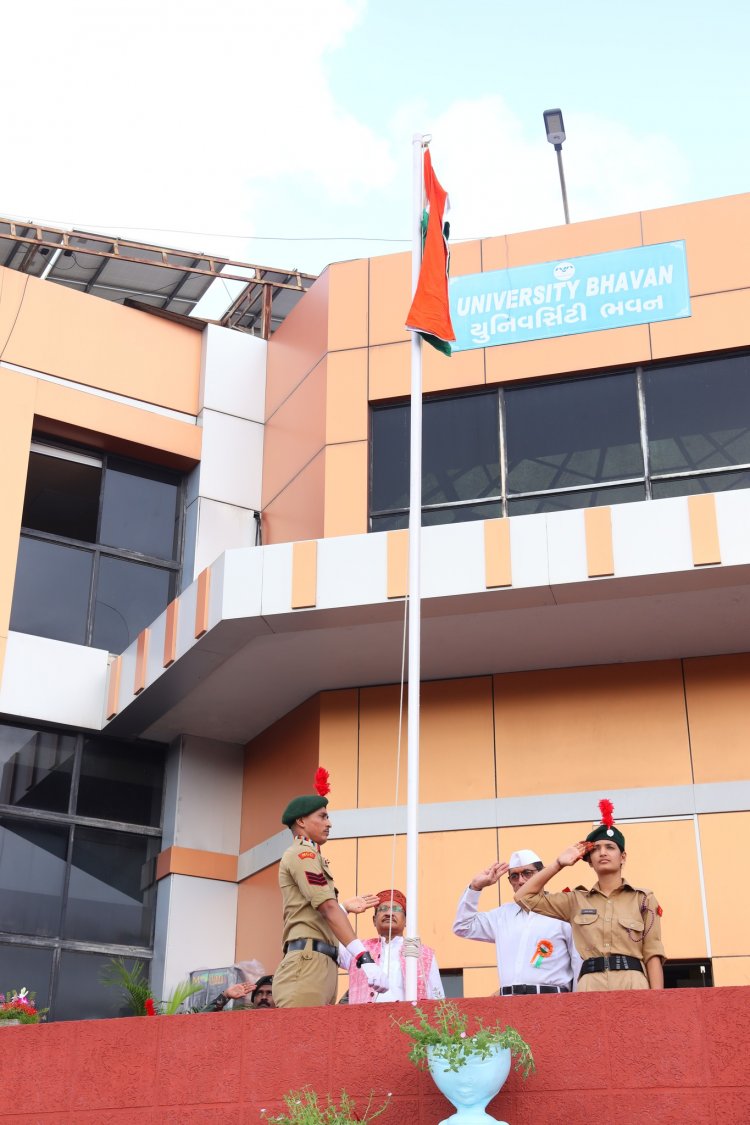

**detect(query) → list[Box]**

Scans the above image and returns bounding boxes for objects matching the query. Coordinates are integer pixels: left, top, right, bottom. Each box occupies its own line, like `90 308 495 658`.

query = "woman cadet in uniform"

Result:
514 799 665 991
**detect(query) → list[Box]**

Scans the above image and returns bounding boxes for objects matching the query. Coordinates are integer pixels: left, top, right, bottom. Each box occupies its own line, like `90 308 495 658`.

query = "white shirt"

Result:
338 936 445 1002
452 888 581 990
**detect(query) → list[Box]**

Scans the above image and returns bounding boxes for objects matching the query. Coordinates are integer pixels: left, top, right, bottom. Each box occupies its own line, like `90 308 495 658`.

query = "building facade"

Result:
1 193 749 1018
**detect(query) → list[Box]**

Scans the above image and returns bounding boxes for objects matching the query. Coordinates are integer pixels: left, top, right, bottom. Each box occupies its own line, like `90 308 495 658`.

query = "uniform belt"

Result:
500 984 570 995
579 955 644 977
284 938 338 963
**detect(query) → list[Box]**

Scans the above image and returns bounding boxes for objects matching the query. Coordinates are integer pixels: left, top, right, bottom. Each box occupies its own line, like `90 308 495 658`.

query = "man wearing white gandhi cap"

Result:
453 848 581 995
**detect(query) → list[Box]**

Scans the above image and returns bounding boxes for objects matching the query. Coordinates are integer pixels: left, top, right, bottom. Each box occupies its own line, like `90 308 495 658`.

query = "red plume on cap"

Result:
314 767 330 797
598 798 615 828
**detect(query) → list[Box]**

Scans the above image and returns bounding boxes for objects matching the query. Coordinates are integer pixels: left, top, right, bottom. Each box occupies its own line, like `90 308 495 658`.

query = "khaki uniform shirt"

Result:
278 835 338 947
517 879 666 966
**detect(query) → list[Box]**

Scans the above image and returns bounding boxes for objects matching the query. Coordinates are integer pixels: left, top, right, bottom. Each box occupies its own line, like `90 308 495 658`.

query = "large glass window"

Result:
370 392 500 530
11 442 183 654
370 349 750 527
0 722 165 1022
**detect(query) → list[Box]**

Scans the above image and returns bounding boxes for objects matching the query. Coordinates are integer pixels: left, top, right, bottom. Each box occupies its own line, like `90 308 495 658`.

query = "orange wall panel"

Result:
4 271 202 414
35 380 201 467
497 822 592 905
423 342 485 395
641 192 750 295
712 957 750 987
0 370 36 642
262 450 325 545
323 838 358 919
265 271 329 419
493 661 692 797
369 342 409 401
650 289 750 361
449 240 482 277
368 252 411 347
506 212 643 269
325 350 368 444
240 696 321 851
462 967 501 997
323 442 368 538
699 812 750 957
358 678 495 807
481 236 509 273
236 865 283 977
0 268 29 355
684 654 750 783
327 259 369 352
262 357 327 508
485 322 651 387
319 690 359 810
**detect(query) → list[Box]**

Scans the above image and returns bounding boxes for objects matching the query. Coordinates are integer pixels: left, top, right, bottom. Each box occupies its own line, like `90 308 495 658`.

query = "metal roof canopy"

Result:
0 218 316 337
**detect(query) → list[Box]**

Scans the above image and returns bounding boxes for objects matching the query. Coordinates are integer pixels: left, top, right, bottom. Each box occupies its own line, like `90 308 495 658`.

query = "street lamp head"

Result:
543 108 566 149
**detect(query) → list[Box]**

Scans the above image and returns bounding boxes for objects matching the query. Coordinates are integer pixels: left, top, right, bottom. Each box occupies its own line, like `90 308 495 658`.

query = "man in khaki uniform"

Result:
272 785 389 1009
515 801 665 992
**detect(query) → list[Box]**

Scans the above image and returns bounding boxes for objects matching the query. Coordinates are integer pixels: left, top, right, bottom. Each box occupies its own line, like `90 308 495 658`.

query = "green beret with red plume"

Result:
584 798 626 853
281 767 331 827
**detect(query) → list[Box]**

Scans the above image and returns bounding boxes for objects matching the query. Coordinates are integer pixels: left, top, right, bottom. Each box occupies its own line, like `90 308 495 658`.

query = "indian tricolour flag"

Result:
405 149 455 356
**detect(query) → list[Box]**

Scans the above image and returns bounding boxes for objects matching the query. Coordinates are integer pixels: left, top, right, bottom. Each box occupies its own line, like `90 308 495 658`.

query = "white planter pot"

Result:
0 1020 21 1027
427 1044 512 1124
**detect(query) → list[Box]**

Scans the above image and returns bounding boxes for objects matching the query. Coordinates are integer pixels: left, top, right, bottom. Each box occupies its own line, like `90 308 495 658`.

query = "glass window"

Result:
77 739 164 827
22 449 101 543
646 355 750 474
91 556 172 654
371 405 409 513
652 469 750 500
371 394 500 518
508 483 646 516
0 727 76 814
0 943 54 1012
99 461 180 561
64 827 157 946
506 373 642 494
423 501 502 526
0 817 68 937
10 538 93 645
55 951 145 1022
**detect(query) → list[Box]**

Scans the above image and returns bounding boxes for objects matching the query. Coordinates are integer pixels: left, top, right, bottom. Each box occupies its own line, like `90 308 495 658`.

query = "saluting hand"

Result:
470 861 509 891
556 842 591 867
343 894 380 914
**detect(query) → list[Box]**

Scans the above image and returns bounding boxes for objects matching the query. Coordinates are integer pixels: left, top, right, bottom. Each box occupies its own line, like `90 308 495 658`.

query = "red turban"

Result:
375 889 407 912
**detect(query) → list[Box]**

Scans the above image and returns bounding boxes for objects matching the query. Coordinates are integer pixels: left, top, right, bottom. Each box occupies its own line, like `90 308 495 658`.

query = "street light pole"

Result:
543 108 570 225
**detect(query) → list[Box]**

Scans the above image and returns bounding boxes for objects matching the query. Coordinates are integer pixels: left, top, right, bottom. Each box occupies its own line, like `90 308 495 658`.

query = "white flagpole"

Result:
404 132 425 1002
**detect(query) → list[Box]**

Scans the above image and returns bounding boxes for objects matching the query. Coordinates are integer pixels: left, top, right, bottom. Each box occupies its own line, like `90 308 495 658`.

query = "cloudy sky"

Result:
2 0 749 285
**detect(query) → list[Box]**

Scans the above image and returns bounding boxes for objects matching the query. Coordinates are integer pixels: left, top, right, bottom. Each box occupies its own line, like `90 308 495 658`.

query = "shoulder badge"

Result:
656 905 663 916
562 887 571 893
297 850 317 860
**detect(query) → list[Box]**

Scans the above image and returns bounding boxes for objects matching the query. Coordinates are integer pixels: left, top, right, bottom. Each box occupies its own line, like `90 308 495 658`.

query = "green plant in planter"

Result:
0 988 48 1024
100 957 202 1016
395 1000 535 1078
259 1088 392 1124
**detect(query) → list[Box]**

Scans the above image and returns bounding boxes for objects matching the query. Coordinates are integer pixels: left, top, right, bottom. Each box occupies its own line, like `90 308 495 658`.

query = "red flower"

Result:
144 998 157 1017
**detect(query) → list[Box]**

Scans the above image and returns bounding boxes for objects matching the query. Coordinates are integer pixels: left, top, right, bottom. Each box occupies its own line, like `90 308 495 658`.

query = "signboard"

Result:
449 240 690 352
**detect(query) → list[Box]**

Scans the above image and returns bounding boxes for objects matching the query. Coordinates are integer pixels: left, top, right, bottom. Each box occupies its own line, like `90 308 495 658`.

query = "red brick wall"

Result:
1 990 748 1124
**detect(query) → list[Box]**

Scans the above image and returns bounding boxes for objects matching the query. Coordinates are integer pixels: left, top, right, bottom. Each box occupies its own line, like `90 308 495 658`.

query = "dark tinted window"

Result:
0 944 54 1011
91 557 172 654
10 539 93 645
506 373 642 493
0 727 76 813
100 461 180 560
646 355 750 474
55 951 143 1021
371 406 409 512
64 828 157 946
21 450 100 542
77 739 164 827
0 817 68 936
652 469 750 499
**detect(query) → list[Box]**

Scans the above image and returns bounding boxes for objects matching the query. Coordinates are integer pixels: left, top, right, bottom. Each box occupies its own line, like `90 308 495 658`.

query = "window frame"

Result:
15 438 184 652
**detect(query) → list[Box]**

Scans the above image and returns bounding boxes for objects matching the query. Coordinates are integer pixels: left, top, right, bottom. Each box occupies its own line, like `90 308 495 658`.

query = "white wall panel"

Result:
260 543 293 616
508 512 551 590
715 489 750 566
172 735 243 853
612 496 692 577
151 874 238 999
317 532 387 608
194 499 257 579
201 324 266 423
0 633 108 730
546 508 588 586
422 520 485 599
199 411 264 510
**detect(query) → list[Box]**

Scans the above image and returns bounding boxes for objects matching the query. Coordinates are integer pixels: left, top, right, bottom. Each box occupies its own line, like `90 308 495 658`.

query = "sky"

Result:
2 0 749 307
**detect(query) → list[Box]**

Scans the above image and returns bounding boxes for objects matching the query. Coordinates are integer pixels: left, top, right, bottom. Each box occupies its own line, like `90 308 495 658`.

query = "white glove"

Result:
345 939 389 993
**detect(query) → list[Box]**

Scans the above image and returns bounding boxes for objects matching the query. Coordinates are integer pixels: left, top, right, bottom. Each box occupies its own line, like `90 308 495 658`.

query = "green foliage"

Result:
100 958 153 1016
260 1088 391 1124
100 957 202 1016
0 988 48 1024
395 1000 535 1078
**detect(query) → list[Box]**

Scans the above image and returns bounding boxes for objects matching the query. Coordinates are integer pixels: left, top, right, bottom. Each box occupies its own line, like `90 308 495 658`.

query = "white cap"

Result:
508 849 542 868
